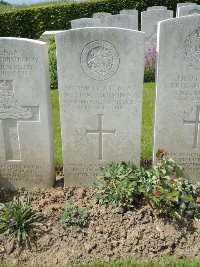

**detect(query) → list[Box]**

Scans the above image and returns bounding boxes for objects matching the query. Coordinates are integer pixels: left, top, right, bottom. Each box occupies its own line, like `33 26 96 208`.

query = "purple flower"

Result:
144 44 157 73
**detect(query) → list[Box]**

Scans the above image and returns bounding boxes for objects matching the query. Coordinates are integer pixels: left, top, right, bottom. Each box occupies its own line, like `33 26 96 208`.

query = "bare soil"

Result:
0 175 200 267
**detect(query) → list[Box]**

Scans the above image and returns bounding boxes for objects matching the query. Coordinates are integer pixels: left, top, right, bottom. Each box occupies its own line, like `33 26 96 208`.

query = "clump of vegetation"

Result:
59 203 89 232
0 193 42 243
48 38 58 89
142 149 200 219
93 150 200 220
93 161 143 209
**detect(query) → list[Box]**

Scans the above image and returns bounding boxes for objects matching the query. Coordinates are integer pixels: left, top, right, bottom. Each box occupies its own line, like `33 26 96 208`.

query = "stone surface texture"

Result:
120 9 138 16
177 5 200 17
104 14 138 30
71 18 101 29
93 12 111 25
176 3 197 16
141 9 173 45
147 6 167 10
56 28 144 186
153 15 200 182
0 38 55 189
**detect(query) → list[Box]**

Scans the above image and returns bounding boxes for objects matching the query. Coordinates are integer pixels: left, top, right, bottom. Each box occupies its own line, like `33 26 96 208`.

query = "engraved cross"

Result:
86 114 116 160
0 80 40 161
183 106 200 148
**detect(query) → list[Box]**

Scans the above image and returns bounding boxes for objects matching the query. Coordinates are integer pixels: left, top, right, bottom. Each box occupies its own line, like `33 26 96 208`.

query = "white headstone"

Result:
147 6 167 10
154 15 200 182
104 14 138 30
141 9 173 45
71 18 101 29
176 3 197 16
93 12 112 25
56 28 144 186
178 5 200 17
177 2 197 8
0 38 55 189
120 9 138 16
40 30 63 42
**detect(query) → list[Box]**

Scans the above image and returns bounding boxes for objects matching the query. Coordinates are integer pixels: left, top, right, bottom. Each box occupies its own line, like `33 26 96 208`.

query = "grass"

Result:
51 83 155 167
141 82 154 163
72 258 200 267
51 89 62 167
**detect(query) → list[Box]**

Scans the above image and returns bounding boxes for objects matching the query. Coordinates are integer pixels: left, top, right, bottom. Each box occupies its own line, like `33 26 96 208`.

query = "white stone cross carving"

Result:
183 106 200 148
86 114 116 160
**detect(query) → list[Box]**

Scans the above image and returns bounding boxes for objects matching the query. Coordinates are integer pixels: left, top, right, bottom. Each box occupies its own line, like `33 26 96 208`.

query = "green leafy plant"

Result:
141 149 200 220
93 151 200 220
0 193 42 243
93 161 143 209
59 203 88 232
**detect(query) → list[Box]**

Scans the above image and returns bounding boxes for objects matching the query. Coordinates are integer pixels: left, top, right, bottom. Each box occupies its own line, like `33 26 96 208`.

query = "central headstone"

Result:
56 28 144 186
105 14 138 30
0 38 55 189
153 15 200 182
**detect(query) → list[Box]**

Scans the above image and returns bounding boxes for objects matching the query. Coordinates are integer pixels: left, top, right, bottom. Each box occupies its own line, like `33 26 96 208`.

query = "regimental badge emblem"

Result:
81 41 120 81
184 27 200 70
0 80 32 120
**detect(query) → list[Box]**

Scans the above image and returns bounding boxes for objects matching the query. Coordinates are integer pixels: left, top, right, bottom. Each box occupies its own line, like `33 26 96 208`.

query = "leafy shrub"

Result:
0 193 41 243
93 161 143 209
144 44 156 83
142 150 200 219
48 38 58 89
93 151 200 220
59 203 89 232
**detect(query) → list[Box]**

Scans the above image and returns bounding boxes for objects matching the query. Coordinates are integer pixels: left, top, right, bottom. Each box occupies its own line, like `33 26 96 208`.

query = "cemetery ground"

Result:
0 83 200 266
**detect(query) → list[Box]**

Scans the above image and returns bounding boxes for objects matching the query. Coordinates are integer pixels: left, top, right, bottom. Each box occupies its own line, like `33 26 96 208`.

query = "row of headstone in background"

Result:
70 7 174 52
70 7 173 52
71 12 138 30
71 15 138 30
40 3 200 42
70 7 171 31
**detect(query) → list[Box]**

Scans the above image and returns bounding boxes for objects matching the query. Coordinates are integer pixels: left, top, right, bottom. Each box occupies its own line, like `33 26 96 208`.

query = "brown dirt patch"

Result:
0 177 200 266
